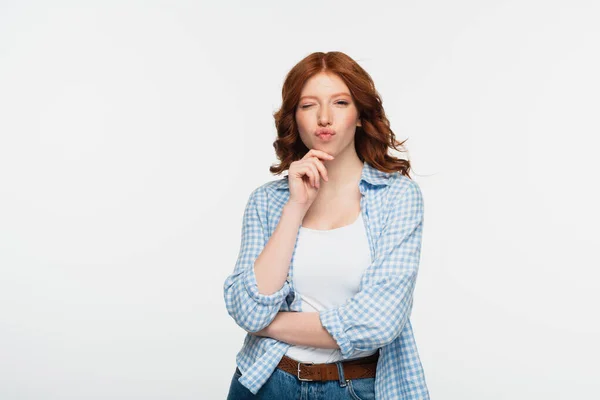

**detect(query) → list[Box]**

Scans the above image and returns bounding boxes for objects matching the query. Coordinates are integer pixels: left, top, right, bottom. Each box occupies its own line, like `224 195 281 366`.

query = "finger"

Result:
304 149 335 160
307 163 320 188
298 164 316 188
306 159 322 187
308 157 329 182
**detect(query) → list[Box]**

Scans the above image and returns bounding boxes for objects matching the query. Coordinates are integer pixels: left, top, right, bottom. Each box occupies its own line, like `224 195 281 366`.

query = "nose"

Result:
317 105 332 126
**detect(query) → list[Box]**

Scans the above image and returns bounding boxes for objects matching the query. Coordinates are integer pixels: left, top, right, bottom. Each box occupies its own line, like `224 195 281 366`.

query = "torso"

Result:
301 188 362 231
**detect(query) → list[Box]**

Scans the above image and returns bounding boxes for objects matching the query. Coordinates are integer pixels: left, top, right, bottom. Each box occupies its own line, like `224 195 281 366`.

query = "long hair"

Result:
270 51 412 178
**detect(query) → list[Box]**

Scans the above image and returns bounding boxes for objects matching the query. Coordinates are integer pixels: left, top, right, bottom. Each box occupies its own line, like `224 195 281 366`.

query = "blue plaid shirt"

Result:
223 161 430 399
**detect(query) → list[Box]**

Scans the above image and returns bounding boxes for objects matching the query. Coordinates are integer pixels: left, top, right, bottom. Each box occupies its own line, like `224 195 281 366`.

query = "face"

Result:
295 72 362 157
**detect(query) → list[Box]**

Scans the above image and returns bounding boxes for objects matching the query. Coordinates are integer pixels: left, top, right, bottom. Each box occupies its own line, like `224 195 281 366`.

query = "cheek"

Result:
341 112 359 128
295 112 309 132
294 113 312 146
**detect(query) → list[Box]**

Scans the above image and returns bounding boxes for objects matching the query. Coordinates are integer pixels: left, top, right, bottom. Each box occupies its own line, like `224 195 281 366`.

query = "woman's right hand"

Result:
287 149 335 211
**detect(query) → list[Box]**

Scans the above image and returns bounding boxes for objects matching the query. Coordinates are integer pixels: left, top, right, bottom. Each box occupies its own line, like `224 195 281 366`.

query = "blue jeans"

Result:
226 362 375 400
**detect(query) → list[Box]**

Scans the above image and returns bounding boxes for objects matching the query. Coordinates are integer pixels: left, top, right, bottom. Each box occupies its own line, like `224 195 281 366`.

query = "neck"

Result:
318 151 364 193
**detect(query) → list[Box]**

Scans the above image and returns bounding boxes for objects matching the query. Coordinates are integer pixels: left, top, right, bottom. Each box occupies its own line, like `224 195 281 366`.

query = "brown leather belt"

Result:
276 351 379 382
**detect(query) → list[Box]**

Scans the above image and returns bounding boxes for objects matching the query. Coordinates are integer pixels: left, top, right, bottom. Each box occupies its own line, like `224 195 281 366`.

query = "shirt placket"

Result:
360 184 375 265
287 221 302 311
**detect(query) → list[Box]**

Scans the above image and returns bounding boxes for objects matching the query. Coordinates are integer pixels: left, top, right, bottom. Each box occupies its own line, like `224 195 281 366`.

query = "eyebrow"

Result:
299 92 352 101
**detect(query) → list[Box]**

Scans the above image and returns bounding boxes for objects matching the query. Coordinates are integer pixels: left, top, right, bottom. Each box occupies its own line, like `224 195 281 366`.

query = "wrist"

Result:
283 202 308 221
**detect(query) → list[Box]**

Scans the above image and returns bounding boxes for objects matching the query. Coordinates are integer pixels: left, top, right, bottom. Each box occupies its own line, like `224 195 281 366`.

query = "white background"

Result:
1 1 599 399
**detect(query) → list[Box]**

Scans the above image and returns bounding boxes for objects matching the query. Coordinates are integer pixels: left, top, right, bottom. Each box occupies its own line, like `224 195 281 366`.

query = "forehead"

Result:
300 72 350 96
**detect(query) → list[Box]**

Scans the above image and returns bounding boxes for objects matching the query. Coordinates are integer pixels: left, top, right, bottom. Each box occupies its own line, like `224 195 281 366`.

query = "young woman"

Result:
223 51 430 399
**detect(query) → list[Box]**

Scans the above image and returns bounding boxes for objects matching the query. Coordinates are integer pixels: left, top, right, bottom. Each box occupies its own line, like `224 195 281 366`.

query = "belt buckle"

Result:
297 361 315 381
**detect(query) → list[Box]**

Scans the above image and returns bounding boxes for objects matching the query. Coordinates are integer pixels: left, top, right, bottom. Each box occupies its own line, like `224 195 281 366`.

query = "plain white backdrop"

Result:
1 1 598 399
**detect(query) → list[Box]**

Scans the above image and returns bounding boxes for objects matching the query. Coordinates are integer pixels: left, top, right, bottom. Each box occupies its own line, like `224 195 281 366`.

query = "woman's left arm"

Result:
317 180 424 359
251 311 339 349
252 178 425 357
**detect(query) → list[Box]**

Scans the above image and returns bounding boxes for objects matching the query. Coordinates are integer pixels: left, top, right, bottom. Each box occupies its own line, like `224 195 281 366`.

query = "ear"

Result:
356 119 362 127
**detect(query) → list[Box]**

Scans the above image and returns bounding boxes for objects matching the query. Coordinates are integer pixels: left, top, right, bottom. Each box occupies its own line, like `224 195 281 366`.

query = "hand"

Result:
287 149 334 210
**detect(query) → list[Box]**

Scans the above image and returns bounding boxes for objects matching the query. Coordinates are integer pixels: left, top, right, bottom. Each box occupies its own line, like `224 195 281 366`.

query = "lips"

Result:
315 128 335 137
316 133 335 142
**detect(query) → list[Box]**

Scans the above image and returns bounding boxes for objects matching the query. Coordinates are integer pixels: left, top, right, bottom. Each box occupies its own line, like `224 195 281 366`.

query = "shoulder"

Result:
260 176 287 192
254 177 287 197
246 177 288 206
388 173 423 204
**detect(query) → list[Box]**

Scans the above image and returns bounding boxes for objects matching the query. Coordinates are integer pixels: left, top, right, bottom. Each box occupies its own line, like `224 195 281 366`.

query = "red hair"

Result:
270 51 412 178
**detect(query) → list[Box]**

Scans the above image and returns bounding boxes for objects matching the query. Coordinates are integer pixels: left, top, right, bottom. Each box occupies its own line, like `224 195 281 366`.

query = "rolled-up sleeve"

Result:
319 179 424 359
223 187 291 333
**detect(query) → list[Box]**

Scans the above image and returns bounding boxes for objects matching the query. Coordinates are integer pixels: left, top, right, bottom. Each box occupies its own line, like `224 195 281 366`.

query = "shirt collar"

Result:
270 161 392 191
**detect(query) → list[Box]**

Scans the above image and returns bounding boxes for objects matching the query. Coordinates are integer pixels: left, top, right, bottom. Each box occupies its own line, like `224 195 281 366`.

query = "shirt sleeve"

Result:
223 187 291 333
318 179 424 359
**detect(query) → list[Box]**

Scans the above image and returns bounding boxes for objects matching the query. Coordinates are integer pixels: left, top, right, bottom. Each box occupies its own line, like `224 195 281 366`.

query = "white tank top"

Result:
284 211 378 363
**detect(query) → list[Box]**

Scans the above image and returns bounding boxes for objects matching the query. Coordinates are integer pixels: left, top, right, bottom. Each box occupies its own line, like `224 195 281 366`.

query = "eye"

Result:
299 101 349 109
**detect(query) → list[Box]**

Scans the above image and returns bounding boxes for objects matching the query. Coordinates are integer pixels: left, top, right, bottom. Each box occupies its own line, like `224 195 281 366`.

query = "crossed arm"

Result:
249 311 339 349
229 180 424 358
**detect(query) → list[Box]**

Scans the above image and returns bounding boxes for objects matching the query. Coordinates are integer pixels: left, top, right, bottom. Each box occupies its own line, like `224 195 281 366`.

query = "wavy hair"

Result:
270 51 412 178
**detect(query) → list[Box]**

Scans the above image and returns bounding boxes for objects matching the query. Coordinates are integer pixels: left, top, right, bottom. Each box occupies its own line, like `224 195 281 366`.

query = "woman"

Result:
223 51 429 399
